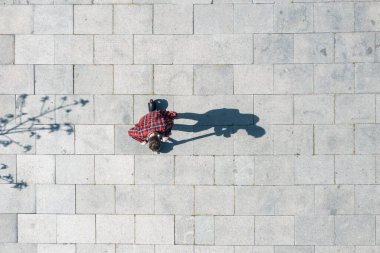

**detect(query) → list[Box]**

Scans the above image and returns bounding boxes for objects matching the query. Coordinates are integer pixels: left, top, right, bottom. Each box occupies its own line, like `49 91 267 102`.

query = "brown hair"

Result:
148 135 161 152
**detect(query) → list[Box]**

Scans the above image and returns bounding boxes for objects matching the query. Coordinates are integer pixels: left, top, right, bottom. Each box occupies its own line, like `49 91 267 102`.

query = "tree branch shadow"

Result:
0 94 89 189
0 163 27 190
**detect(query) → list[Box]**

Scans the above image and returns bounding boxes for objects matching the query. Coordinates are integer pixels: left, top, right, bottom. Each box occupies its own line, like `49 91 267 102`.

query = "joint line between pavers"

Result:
74 184 77 214
92 35 95 64
134 214 136 244
333 33 336 64
133 155 136 185
375 215 377 247
353 124 356 155
293 215 295 245
54 155 57 184
72 65 75 94
312 63 315 93
153 184 156 214
192 4 195 34
233 185 236 216
333 213 336 244
152 65 155 95
312 3 315 33
333 155 336 185
174 155 176 185
72 4 75 36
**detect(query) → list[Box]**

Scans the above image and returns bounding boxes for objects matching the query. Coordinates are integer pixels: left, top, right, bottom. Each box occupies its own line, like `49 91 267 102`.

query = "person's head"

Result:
148 133 161 152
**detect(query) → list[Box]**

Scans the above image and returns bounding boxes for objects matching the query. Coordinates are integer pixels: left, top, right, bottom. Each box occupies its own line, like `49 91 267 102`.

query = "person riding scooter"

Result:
128 99 177 152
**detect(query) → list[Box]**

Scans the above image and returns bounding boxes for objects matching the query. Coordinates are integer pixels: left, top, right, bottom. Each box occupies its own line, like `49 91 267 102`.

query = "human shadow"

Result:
159 108 265 153
0 94 89 189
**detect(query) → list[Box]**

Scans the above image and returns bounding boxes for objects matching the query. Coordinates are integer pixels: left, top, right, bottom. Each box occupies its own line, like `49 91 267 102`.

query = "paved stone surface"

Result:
0 0 379 251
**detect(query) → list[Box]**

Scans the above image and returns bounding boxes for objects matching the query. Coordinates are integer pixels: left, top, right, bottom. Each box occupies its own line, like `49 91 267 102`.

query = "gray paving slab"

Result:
0 1 379 251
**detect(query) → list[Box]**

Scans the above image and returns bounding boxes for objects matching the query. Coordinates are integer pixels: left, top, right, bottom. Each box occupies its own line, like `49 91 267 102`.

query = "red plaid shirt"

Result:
128 110 177 143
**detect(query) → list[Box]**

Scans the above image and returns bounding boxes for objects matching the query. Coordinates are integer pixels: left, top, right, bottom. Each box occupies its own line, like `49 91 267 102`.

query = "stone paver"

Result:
155 65 193 95
35 65 73 94
18 214 56 243
116 185 154 214
57 215 95 243
0 35 15 64
94 35 133 64
34 5 73 34
0 1 379 252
